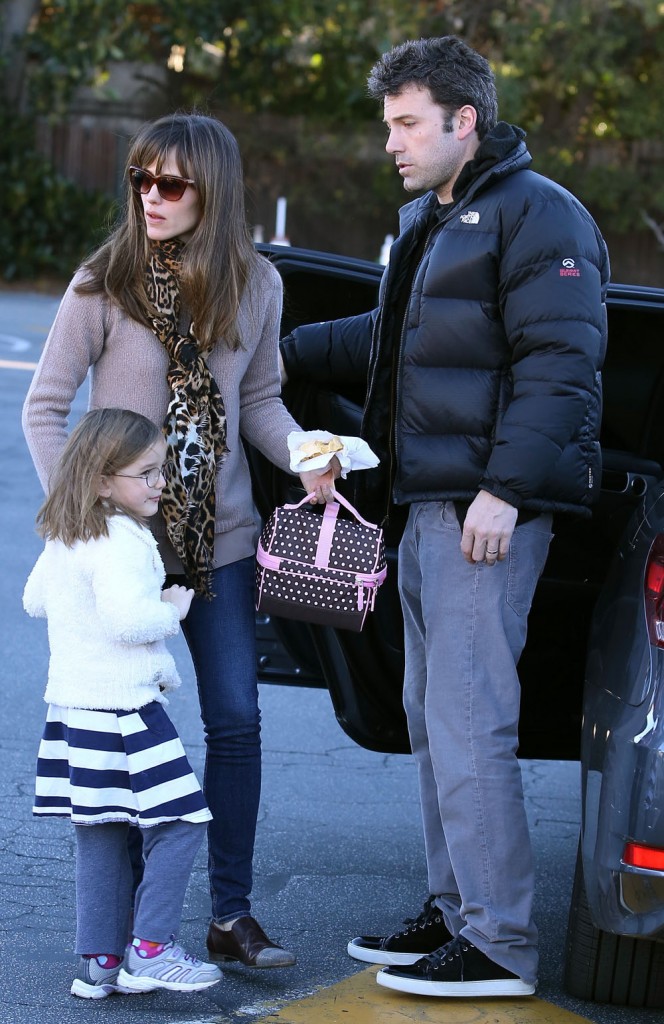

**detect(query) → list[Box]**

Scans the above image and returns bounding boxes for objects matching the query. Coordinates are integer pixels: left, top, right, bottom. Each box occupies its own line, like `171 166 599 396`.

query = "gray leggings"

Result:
74 820 206 955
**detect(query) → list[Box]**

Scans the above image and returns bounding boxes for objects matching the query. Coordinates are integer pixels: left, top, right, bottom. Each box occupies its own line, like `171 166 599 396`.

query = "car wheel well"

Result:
564 839 664 1008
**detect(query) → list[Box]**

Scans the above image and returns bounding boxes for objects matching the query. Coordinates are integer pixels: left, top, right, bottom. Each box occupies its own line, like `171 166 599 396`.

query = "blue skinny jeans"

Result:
176 555 262 923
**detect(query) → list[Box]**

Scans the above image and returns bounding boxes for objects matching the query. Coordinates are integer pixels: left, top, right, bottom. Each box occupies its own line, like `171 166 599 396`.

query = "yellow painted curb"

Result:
254 966 596 1024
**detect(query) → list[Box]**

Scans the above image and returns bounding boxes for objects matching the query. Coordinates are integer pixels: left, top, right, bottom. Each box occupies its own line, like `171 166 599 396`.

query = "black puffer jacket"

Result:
281 124 609 525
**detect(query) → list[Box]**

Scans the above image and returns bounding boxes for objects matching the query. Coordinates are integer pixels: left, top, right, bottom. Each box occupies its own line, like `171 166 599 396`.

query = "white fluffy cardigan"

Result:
23 515 183 711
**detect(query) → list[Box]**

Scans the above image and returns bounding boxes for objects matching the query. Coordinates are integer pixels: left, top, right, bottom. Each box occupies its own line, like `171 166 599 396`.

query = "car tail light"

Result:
644 534 664 647
623 842 664 871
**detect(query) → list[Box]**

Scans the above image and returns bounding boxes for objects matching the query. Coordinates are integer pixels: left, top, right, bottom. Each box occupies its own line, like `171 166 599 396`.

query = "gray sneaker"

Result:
117 940 222 993
71 955 125 999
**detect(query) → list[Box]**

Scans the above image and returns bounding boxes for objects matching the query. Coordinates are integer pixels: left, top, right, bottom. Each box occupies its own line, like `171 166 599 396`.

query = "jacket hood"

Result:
398 122 531 235
453 121 530 202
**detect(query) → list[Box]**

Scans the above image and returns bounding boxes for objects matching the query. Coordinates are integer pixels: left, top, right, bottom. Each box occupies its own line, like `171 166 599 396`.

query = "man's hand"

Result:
461 490 518 565
299 455 341 504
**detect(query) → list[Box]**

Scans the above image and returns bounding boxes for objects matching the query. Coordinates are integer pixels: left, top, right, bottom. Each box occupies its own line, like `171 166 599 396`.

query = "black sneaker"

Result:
376 936 536 997
347 896 452 966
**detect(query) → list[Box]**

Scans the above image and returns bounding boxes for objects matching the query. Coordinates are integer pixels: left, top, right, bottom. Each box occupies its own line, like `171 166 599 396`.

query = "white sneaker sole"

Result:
347 940 424 966
117 967 221 993
377 969 536 998
70 979 116 999
70 976 142 998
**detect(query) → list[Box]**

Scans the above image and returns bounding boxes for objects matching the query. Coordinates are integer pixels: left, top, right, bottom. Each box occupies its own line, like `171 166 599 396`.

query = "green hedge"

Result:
0 111 112 282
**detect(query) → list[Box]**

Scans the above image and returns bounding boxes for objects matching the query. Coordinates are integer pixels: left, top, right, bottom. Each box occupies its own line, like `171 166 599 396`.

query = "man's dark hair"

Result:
367 36 498 139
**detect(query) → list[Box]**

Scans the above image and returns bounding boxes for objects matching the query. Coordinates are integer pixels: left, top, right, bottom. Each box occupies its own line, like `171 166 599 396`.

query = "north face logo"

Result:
460 211 480 224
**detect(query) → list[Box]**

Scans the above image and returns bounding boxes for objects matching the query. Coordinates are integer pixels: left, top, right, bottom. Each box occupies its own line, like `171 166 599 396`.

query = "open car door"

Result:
248 245 408 753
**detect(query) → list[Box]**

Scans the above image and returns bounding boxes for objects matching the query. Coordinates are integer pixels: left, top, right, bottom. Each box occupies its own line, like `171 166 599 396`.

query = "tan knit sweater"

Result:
22 257 300 572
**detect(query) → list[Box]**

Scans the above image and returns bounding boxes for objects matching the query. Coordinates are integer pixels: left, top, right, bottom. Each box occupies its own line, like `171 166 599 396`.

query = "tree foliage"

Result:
22 1 399 118
0 105 109 280
3 0 664 265
22 1 664 128
480 1 664 233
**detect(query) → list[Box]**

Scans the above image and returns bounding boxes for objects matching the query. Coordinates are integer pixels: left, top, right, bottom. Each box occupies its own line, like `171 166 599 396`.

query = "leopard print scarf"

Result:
146 239 228 598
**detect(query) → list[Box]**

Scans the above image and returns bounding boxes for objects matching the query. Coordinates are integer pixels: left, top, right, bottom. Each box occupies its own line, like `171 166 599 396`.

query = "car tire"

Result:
564 841 664 1007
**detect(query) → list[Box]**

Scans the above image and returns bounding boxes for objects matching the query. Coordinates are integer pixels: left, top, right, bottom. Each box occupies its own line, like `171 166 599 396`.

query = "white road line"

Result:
0 359 38 370
0 333 30 353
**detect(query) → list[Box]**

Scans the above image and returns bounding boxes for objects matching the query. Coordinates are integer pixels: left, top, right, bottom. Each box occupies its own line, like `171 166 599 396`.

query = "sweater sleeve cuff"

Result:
279 336 295 379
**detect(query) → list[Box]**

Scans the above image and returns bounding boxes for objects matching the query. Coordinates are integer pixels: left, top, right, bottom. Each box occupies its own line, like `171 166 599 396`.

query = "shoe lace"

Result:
423 935 469 968
164 940 200 966
398 895 443 936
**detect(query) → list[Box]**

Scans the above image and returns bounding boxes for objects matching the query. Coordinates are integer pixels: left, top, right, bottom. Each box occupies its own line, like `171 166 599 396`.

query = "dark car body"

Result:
249 244 664 1007
563 488 664 1006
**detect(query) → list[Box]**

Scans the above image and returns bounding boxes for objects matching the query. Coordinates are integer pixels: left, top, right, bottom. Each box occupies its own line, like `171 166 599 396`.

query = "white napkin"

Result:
288 430 380 479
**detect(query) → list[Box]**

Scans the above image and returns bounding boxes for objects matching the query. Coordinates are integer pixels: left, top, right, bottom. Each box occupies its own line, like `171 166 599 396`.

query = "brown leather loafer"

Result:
206 915 296 968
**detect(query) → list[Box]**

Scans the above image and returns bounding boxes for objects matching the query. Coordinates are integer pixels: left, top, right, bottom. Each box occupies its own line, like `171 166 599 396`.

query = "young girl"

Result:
23 408 222 999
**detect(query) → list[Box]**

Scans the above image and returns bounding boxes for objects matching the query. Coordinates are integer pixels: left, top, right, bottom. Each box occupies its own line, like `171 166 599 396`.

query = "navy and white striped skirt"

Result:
34 702 212 828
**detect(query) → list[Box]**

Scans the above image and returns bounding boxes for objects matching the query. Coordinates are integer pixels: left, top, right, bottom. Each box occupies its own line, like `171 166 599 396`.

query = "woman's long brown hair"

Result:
76 113 260 352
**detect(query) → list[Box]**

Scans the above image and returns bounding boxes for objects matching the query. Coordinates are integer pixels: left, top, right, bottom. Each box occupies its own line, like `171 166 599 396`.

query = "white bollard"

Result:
271 197 291 246
379 233 394 265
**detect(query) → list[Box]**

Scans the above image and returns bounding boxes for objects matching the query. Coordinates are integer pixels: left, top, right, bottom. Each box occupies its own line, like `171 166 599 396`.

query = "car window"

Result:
602 304 664 465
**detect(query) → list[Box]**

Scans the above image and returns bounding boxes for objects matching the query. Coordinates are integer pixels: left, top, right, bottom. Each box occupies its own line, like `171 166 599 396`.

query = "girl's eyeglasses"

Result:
112 463 174 488
129 166 196 202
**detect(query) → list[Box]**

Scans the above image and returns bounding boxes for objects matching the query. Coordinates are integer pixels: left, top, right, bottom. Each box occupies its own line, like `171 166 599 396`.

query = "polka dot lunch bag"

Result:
256 489 387 632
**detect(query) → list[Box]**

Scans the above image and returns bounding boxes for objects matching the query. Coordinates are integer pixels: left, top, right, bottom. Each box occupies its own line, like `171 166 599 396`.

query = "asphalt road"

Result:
0 290 661 1024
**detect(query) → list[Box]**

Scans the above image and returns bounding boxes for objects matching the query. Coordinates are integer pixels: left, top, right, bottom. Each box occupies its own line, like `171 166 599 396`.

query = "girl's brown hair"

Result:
37 408 163 546
77 112 260 352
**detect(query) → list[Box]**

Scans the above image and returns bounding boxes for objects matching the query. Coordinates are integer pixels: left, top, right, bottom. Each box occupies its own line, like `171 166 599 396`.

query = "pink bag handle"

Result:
316 502 338 569
284 489 381 531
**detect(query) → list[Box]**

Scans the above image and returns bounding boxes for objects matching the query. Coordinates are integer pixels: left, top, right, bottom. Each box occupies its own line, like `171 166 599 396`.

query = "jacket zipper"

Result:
384 226 436 524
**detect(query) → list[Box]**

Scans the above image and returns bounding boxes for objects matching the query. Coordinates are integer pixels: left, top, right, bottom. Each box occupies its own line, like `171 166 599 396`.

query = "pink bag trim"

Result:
315 502 339 568
285 489 381 531
256 540 387 587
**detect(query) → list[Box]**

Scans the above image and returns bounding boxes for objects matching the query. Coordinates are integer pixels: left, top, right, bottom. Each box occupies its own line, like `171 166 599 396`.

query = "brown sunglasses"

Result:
128 166 196 202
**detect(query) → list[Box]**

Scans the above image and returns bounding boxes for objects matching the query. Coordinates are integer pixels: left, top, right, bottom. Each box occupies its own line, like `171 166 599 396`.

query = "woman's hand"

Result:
299 456 341 504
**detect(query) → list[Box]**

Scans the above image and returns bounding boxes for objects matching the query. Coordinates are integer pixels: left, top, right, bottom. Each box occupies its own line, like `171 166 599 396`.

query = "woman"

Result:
22 112 337 968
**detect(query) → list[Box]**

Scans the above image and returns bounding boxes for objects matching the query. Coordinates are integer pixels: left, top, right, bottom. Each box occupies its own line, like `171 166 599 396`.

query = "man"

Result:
280 36 608 997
